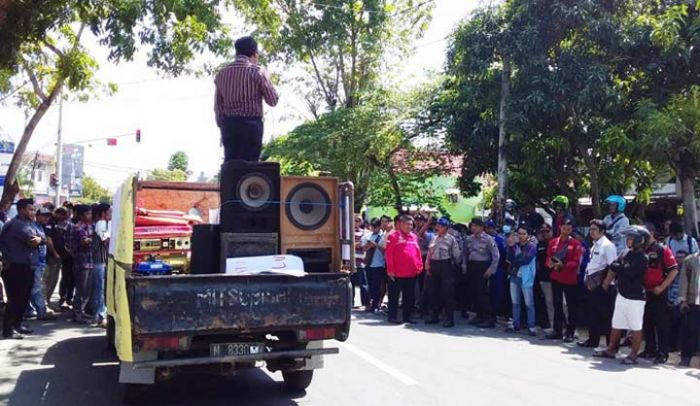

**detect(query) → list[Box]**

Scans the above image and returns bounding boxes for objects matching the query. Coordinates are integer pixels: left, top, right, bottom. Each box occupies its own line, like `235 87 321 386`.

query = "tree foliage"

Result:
167 151 190 173
80 175 112 204
148 168 188 182
231 0 433 111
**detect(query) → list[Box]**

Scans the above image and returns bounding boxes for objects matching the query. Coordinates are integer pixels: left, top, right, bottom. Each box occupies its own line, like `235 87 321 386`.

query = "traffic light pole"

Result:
54 89 63 206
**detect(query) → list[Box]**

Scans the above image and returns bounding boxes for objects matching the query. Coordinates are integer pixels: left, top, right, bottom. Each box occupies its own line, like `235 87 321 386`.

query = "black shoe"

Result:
2 331 24 340
577 340 597 348
563 333 574 343
638 351 657 360
404 319 417 325
545 332 563 340
680 358 691 367
16 326 33 335
388 318 401 325
653 354 668 365
425 318 439 325
468 317 483 326
442 320 455 328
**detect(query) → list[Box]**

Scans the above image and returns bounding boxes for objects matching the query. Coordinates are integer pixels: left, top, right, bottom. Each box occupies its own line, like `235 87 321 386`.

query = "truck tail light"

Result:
299 327 336 341
141 336 186 350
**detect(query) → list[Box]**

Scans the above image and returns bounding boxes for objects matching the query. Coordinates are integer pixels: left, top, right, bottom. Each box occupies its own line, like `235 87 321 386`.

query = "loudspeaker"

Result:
190 224 221 275
220 160 280 234
220 233 279 273
280 176 339 273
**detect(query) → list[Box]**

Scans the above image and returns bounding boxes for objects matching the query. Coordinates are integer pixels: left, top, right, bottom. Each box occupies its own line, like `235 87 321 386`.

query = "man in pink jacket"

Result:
385 215 424 324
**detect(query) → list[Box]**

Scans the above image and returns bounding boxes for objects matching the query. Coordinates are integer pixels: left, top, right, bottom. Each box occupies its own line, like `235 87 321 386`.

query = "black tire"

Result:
282 370 314 392
106 315 116 353
122 383 149 405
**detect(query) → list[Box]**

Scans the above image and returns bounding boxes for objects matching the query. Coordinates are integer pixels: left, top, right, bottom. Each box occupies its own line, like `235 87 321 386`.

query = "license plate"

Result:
210 343 264 357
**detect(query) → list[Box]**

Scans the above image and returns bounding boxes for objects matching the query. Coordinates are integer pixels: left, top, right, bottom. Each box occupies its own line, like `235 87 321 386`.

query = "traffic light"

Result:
136 129 141 143
50 173 58 188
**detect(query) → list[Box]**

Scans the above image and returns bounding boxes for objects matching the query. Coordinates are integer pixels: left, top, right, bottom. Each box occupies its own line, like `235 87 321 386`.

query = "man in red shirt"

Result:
214 36 279 162
638 224 678 364
385 215 424 324
545 218 584 342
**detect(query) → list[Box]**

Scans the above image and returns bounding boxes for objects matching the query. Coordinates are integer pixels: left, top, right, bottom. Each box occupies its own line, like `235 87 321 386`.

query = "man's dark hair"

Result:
516 223 531 235
75 204 91 218
43 202 56 211
590 219 606 233
235 36 258 57
92 203 111 221
17 198 34 211
370 218 381 228
398 214 414 224
380 215 392 222
54 207 68 216
670 221 684 235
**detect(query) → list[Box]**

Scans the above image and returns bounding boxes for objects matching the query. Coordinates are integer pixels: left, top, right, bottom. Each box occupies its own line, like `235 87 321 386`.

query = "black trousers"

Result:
430 260 456 322
552 281 579 335
643 292 670 355
388 277 416 322
467 261 492 321
220 116 264 162
59 256 74 302
586 284 616 345
2 263 33 336
366 267 386 310
681 305 700 360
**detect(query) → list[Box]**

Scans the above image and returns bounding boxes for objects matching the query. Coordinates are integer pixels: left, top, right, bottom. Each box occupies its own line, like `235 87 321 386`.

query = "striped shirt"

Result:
214 55 279 124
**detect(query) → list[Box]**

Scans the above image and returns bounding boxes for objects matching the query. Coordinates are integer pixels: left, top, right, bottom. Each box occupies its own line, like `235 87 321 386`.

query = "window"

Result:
445 188 460 204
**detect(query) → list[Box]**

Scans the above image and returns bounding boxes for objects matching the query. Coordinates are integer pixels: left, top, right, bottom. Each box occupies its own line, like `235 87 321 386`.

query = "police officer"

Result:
463 218 501 328
426 218 462 327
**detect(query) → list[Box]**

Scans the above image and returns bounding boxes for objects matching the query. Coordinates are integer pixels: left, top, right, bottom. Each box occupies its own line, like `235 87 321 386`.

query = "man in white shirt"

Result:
579 219 619 348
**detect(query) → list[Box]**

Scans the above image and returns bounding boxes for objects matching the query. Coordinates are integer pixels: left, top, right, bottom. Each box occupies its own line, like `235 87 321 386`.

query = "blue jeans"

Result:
29 265 47 317
510 276 535 329
90 263 107 321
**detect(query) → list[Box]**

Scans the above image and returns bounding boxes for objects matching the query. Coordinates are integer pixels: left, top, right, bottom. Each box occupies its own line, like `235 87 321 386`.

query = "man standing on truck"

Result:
214 36 279 162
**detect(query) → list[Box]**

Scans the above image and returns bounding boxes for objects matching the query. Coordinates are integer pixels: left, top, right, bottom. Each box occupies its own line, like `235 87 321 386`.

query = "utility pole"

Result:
54 88 63 206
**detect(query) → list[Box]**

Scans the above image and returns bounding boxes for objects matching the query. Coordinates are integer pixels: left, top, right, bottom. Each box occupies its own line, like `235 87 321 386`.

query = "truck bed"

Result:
127 273 352 339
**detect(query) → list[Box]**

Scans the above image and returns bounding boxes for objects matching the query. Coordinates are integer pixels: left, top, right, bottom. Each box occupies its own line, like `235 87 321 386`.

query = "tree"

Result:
231 0 433 111
0 1 234 210
168 151 190 174
638 88 700 237
80 175 112 204
147 169 188 182
264 87 443 210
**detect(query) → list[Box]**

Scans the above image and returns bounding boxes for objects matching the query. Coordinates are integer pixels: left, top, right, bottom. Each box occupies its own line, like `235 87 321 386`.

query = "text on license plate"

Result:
210 343 263 357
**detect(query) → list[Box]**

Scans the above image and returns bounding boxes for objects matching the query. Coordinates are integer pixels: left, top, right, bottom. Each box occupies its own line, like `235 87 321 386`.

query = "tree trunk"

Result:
0 81 63 211
581 149 602 218
387 169 402 212
496 56 510 222
679 172 699 238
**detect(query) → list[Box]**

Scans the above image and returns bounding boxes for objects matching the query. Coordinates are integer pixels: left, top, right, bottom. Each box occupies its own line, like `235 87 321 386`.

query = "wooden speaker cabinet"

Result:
280 176 340 273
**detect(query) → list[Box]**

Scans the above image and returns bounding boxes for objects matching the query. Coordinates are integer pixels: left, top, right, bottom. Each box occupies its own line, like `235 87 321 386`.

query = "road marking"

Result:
338 342 418 386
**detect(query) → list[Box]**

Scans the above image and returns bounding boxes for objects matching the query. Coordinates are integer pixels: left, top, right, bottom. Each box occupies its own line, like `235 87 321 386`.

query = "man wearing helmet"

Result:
551 196 575 237
638 224 678 364
594 226 650 364
603 195 630 255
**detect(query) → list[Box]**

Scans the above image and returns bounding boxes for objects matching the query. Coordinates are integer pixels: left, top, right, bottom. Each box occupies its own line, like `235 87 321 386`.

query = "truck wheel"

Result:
106 316 115 353
122 383 149 405
282 370 313 392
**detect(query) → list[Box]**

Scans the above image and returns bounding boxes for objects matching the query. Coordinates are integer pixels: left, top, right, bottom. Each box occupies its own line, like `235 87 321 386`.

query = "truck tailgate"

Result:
128 273 351 338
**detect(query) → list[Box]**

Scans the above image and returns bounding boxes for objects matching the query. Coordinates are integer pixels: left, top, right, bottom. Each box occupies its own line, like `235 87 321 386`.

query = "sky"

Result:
0 0 479 191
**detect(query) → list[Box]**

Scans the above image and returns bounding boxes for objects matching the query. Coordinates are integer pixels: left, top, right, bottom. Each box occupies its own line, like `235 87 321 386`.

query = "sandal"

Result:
620 357 638 365
592 350 615 359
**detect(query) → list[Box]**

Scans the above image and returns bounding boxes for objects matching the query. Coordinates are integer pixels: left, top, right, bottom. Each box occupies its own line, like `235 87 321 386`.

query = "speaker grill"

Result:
237 173 273 211
285 182 332 231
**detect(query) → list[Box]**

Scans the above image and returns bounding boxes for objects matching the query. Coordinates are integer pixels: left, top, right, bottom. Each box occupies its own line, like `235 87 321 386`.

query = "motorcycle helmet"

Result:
604 195 627 213
622 225 650 250
551 195 569 210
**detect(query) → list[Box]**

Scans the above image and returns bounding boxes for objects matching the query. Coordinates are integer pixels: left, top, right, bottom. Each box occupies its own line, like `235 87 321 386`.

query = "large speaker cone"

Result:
285 183 332 230
237 173 273 211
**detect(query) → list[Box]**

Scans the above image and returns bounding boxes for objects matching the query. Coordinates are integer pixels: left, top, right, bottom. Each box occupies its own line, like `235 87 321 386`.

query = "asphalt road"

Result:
1 307 699 406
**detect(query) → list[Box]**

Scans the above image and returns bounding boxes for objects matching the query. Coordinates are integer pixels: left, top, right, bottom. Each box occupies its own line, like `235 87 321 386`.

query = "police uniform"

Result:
427 233 461 324
464 230 500 325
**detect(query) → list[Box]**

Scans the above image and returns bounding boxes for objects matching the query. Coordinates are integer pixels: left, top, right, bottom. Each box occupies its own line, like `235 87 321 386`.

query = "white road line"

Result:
338 342 418 386
92 362 119 367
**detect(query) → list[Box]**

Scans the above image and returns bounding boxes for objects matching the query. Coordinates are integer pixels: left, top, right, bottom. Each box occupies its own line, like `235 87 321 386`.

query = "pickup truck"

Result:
106 176 354 402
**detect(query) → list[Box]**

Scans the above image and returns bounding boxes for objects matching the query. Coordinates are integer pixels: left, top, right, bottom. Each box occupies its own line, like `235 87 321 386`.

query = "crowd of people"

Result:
353 195 700 367
0 199 111 340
